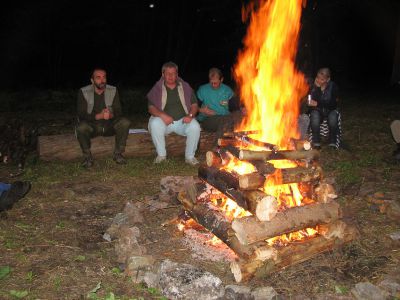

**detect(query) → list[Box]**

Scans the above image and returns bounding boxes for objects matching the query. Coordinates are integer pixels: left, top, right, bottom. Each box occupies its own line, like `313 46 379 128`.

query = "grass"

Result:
0 87 400 299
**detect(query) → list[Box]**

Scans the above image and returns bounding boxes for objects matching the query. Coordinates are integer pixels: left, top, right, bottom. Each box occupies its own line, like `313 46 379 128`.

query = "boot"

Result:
113 152 127 164
81 151 94 168
393 143 400 161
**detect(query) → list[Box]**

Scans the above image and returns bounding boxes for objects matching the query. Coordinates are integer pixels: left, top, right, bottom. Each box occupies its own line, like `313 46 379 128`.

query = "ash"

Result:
181 228 237 262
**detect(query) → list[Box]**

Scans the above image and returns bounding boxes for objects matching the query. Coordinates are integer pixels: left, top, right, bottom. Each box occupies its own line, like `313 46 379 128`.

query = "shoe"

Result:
154 156 167 164
312 143 321 150
0 181 31 212
81 154 94 168
113 152 127 164
328 143 338 149
185 157 199 166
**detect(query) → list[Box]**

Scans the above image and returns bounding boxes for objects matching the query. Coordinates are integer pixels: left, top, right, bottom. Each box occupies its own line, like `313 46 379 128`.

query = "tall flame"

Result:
234 0 308 148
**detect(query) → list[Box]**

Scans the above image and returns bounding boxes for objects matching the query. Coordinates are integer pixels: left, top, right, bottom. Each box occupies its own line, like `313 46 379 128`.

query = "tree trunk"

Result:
231 200 342 245
38 132 216 161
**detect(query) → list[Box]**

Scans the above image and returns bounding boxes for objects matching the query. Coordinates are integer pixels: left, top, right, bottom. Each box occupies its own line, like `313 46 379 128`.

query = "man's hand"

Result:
308 99 318 107
182 115 193 124
160 114 174 125
200 106 216 116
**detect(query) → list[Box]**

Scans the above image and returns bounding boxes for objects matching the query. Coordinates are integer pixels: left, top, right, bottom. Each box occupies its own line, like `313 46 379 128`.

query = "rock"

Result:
114 227 146 264
386 201 400 224
123 201 144 224
157 259 224 300
125 255 155 276
113 212 128 225
224 285 253 300
389 231 400 241
160 176 196 197
378 279 400 298
351 282 389 300
251 287 279 300
144 271 161 288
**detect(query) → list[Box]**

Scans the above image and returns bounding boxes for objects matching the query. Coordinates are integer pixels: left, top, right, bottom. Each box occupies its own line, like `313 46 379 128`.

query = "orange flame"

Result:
209 193 252 221
234 0 308 149
266 227 318 247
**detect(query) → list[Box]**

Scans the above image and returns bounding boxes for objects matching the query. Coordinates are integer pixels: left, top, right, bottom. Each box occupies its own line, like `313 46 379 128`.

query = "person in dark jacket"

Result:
308 68 339 149
0 181 31 212
76 68 131 168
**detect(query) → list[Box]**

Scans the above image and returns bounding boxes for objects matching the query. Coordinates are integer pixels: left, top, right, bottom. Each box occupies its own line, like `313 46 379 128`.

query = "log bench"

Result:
38 131 217 161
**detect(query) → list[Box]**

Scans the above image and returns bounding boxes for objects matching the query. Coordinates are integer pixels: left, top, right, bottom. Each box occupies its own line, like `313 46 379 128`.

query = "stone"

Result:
386 201 400 224
160 176 195 197
157 259 224 300
251 287 279 300
144 271 161 289
125 255 155 276
389 231 400 241
114 227 147 264
351 282 389 300
378 279 400 298
224 285 253 300
123 201 144 224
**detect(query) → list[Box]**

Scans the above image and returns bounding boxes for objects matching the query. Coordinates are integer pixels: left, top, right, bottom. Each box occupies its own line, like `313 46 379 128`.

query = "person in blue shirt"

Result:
196 68 236 134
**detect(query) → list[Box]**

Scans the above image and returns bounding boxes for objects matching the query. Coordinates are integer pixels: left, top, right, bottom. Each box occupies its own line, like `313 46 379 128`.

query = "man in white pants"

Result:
147 62 200 165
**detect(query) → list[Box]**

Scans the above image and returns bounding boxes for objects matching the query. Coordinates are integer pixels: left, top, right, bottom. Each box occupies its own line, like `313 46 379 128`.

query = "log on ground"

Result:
38 132 216 161
231 200 342 245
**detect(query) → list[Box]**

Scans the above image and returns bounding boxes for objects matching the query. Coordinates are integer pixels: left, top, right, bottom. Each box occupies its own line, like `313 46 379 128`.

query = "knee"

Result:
328 111 339 125
76 121 92 135
187 119 201 134
114 117 131 130
149 117 166 134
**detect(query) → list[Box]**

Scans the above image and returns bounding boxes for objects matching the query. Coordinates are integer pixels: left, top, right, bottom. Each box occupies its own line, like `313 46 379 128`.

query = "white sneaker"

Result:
154 156 167 164
185 157 199 166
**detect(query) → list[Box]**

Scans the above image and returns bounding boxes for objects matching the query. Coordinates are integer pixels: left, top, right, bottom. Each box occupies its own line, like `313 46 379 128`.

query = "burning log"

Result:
223 130 260 137
248 160 275 175
198 165 278 221
290 138 311 151
239 149 319 161
239 135 277 151
198 165 265 191
272 165 323 184
177 186 266 259
230 221 359 282
314 182 337 203
217 137 243 148
231 200 342 245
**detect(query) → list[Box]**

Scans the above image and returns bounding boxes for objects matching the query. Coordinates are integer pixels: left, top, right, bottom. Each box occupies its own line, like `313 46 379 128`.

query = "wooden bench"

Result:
38 131 217 161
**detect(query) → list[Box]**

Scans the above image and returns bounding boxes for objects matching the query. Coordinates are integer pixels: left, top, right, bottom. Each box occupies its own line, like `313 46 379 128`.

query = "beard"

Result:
95 82 106 90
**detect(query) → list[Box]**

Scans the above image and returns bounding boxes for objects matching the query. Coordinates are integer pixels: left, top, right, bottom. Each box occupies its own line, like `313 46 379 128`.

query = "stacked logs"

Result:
177 134 358 282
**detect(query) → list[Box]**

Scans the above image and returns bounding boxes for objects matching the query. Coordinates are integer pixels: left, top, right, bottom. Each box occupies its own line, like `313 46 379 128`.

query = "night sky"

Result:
0 0 398 90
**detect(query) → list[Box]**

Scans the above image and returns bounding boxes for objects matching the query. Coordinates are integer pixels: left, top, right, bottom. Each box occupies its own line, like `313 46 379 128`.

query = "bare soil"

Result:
0 92 399 299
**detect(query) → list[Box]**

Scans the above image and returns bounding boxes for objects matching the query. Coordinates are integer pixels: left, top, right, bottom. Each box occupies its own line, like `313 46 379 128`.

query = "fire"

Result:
234 0 308 149
266 227 319 247
222 154 256 175
209 193 252 221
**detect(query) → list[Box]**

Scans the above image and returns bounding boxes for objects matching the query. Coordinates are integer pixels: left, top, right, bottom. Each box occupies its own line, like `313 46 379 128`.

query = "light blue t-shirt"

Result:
196 83 234 121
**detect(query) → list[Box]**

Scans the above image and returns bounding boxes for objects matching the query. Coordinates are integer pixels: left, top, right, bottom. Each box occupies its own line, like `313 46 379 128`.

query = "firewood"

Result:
272 165 323 184
314 182 337 203
290 138 311 151
206 151 223 167
230 222 359 282
217 137 243 148
177 187 263 259
239 135 277 151
38 132 216 161
248 160 276 175
198 165 278 221
231 201 342 245
239 149 319 161
223 130 260 137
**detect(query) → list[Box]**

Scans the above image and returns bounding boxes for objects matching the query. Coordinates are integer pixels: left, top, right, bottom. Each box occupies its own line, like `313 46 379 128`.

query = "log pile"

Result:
176 139 358 282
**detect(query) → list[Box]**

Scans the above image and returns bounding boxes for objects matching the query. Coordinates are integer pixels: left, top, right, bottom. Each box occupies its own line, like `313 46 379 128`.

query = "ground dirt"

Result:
0 90 399 299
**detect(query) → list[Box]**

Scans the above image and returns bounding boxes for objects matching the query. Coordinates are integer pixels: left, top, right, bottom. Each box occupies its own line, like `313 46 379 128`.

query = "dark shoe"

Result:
0 181 31 212
394 146 400 161
82 154 94 168
113 152 127 164
328 143 338 150
312 143 321 150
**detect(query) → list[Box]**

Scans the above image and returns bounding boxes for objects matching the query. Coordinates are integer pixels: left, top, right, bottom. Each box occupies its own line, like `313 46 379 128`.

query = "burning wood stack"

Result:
177 132 358 282
177 0 358 282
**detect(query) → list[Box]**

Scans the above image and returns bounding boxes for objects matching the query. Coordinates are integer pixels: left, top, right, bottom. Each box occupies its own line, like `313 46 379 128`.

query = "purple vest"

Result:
147 77 193 113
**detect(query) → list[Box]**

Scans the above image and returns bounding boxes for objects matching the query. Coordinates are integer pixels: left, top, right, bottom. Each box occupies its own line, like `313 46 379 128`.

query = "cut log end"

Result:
254 246 277 261
230 261 243 283
255 195 278 222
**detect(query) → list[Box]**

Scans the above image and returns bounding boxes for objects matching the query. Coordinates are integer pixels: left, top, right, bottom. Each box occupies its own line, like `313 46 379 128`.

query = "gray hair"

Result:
208 67 223 79
162 61 179 74
317 68 331 78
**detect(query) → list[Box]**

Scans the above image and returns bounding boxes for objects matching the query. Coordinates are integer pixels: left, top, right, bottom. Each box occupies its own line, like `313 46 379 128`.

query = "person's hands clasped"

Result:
200 105 216 116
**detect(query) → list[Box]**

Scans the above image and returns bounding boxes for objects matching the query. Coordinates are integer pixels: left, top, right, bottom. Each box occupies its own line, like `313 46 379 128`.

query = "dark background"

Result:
0 0 399 90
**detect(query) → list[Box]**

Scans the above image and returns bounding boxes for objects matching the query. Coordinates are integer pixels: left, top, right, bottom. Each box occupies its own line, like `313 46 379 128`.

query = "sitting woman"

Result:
196 68 237 136
308 68 340 149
